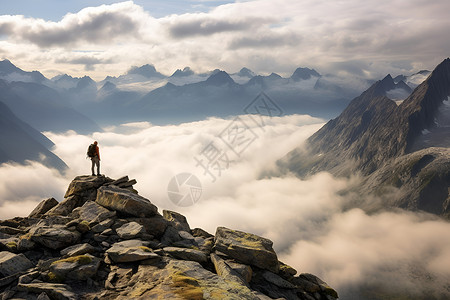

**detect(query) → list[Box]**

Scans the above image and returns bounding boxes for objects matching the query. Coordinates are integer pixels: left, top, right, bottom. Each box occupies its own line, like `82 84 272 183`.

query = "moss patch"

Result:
171 271 204 300
51 255 93 266
47 271 64 283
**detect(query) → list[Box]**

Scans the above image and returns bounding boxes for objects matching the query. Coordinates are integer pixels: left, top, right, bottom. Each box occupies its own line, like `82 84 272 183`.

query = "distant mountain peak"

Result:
170 67 194 77
236 67 256 78
0 59 21 75
290 67 321 81
205 70 235 86
127 64 165 78
100 81 116 92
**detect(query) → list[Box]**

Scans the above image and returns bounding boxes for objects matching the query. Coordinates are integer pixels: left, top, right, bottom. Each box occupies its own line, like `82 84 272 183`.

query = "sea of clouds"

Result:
0 114 449 299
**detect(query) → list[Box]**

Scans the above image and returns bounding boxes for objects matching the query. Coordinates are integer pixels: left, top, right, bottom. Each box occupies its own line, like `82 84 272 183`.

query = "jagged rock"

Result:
290 276 321 293
106 240 159 263
0 226 24 235
279 262 297 279
28 198 58 218
116 222 146 239
299 273 338 298
118 179 137 188
37 292 51 300
29 225 80 250
192 227 214 239
163 247 208 263
226 260 253 283
17 237 36 252
214 227 279 273
122 258 259 299
65 175 112 199
105 266 134 290
210 253 248 285
60 243 97 257
72 201 116 225
163 210 191 232
45 195 82 217
91 218 115 233
96 185 158 217
108 176 129 186
262 270 296 289
0 252 33 277
127 216 168 239
49 254 101 281
18 270 40 284
17 282 76 300
160 225 182 246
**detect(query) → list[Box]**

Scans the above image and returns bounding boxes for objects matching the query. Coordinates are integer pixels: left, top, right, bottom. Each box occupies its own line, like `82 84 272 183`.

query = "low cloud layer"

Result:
1 114 449 298
1 0 450 79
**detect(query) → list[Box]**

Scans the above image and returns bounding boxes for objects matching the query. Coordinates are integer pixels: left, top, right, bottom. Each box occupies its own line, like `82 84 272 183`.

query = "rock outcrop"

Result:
0 175 338 300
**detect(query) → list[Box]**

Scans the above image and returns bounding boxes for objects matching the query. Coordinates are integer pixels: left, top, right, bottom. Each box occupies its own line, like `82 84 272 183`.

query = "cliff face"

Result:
0 175 338 300
280 58 450 217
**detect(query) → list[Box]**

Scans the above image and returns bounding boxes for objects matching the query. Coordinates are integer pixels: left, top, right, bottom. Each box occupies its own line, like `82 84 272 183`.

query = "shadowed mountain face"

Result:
0 79 101 134
280 58 450 217
0 101 67 171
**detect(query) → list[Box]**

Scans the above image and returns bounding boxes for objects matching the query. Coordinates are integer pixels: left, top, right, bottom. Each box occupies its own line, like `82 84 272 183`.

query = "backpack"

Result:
87 144 96 158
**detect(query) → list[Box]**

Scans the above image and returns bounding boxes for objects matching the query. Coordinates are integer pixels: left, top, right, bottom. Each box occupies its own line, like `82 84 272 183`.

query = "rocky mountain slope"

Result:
0 175 338 300
279 58 450 217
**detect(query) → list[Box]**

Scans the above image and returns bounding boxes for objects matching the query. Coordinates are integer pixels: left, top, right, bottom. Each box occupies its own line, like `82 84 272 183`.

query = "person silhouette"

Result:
87 141 101 176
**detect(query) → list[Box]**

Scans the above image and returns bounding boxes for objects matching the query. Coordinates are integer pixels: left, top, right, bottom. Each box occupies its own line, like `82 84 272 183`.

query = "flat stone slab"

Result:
29 225 81 250
60 243 97 257
73 201 116 224
96 185 158 217
0 252 34 277
106 240 159 263
214 227 279 273
49 254 101 281
17 282 76 300
163 247 208 263
116 222 146 239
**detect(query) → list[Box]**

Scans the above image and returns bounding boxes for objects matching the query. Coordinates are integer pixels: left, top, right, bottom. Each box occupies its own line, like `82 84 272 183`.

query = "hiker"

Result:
87 141 101 176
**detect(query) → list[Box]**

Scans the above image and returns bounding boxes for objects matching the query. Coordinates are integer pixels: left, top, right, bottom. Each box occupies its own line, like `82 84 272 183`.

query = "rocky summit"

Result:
0 175 338 300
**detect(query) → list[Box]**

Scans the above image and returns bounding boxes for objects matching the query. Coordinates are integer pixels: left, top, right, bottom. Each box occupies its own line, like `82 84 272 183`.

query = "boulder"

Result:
65 175 112 198
49 254 101 281
60 243 97 257
28 198 58 218
29 225 81 250
116 222 146 239
96 185 158 217
163 210 191 232
106 240 159 263
0 252 33 277
45 196 82 217
127 216 168 238
17 282 77 300
163 247 208 263
214 227 279 273
72 201 116 225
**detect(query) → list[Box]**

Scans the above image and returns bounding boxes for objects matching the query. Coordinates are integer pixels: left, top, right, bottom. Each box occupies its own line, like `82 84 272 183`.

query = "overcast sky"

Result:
0 0 449 80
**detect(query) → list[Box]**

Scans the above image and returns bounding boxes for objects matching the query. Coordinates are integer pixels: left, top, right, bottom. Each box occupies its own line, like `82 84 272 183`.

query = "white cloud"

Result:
1 114 449 298
1 0 450 80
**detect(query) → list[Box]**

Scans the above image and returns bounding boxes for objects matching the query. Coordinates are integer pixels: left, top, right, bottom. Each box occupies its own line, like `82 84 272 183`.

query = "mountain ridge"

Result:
279 58 450 217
